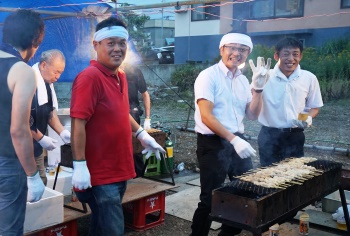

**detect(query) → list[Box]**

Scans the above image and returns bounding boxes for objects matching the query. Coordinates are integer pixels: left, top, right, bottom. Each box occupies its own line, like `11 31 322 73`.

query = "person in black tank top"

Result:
0 9 45 236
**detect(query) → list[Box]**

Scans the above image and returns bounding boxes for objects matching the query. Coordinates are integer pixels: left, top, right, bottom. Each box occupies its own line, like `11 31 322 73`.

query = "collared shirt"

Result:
70 60 135 186
194 60 252 134
258 63 323 128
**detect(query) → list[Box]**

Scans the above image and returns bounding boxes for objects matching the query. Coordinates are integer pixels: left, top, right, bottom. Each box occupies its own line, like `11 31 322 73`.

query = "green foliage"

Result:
170 64 205 93
301 38 350 101
119 10 151 57
245 44 276 80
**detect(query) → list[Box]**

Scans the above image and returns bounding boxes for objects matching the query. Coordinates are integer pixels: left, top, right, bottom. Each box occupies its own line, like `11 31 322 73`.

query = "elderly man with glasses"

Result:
190 33 271 236
31 49 70 186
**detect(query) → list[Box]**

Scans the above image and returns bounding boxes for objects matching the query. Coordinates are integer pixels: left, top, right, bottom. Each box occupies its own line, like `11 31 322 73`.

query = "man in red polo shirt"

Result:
70 17 165 236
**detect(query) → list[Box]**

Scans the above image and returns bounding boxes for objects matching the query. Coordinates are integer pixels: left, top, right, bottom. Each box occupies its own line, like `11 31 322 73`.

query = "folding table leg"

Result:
339 185 350 233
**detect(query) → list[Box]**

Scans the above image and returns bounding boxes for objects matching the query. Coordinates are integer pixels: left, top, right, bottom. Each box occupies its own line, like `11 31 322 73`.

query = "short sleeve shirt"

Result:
70 60 136 186
194 60 252 134
123 66 147 108
258 63 323 128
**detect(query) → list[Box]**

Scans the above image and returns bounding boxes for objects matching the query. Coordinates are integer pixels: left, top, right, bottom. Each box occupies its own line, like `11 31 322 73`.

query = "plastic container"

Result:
143 154 161 176
298 107 310 121
268 223 279 236
299 212 309 235
160 139 174 174
337 216 347 231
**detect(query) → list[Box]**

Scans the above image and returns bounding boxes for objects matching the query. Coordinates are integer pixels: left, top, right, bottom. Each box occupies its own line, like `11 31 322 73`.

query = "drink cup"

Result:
49 167 55 176
298 112 309 121
269 223 280 236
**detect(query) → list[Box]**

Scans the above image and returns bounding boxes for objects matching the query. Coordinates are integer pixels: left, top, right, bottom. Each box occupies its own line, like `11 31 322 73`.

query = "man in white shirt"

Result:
257 37 323 167
191 33 270 236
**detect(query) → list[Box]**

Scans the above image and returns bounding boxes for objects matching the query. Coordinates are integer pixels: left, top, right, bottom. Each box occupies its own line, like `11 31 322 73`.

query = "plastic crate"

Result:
26 220 77 236
123 191 165 231
143 154 161 177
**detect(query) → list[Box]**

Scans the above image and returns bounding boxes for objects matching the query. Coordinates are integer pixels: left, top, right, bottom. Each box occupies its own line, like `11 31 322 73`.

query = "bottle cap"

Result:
300 212 310 221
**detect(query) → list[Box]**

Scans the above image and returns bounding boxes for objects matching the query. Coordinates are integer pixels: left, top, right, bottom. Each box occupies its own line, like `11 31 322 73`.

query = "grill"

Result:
211 159 349 235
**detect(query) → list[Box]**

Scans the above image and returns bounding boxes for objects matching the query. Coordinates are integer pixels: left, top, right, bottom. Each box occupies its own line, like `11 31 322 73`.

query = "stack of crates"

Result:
143 153 161 177
123 191 165 231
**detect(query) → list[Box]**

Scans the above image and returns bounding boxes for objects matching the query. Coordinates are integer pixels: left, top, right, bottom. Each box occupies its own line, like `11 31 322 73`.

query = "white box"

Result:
24 187 64 233
46 169 73 196
322 190 350 213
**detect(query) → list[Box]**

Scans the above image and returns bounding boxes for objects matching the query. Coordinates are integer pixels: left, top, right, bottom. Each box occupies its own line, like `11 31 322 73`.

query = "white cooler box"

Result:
46 169 73 196
24 187 64 233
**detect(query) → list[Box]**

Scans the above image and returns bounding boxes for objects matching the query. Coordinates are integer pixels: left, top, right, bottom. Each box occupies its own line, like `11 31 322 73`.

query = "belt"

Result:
198 133 217 137
263 126 304 133
198 132 242 137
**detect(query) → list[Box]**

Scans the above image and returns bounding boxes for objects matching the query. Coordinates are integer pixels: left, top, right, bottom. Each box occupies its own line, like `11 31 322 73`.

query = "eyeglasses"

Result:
223 45 249 53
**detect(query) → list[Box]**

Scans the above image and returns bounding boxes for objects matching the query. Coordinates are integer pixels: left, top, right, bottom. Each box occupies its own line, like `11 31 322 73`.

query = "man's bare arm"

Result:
8 62 37 176
141 91 151 118
71 118 87 161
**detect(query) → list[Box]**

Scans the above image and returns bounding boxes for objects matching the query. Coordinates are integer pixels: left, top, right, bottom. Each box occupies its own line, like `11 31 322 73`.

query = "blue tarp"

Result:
0 1 114 82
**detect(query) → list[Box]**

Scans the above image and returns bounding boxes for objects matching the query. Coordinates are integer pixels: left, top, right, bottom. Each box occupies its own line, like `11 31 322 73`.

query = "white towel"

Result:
50 83 59 110
32 63 58 110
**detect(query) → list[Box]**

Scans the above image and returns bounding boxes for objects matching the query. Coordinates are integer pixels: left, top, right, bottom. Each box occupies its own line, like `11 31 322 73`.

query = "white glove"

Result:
72 161 92 190
136 128 166 160
38 135 57 150
59 129 71 144
27 171 45 203
230 136 256 159
305 116 312 127
292 116 312 128
249 57 272 90
143 118 151 130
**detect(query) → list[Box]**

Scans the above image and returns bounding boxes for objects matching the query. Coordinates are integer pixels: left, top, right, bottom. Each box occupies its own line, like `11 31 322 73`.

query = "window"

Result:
191 2 220 21
250 0 304 19
341 0 350 8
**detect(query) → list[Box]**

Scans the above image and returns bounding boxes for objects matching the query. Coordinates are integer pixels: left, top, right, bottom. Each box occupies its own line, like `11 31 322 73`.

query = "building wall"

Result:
175 35 222 64
219 2 233 34
144 19 175 47
252 27 350 48
247 0 350 32
174 0 350 64
175 7 220 36
174 5 221 64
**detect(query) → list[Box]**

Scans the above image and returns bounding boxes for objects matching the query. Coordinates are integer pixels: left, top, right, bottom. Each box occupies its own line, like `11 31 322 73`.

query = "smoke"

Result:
123 41 142 66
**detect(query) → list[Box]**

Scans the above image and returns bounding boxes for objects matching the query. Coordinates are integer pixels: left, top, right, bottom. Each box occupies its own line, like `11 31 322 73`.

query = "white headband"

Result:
93 26 129 42
219 33 253 53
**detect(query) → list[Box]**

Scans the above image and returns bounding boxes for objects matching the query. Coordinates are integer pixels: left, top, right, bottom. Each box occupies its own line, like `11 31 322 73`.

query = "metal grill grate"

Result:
221 159 342 199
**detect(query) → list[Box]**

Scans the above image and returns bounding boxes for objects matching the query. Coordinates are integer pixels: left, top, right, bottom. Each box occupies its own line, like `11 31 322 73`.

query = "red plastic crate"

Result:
26 220 77 236
123 191 165 231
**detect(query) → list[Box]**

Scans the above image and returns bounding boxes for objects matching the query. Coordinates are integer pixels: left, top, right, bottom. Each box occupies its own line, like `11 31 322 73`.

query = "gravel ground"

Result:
67 97 350 236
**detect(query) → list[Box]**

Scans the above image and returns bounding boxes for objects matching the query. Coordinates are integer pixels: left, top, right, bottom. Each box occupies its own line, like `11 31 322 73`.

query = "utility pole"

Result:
161 0 164 47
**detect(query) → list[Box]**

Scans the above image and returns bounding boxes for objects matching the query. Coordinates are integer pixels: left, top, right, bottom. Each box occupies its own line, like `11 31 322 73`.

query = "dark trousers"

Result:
258 126 305 167
191 133 253 236
129 110 144 177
